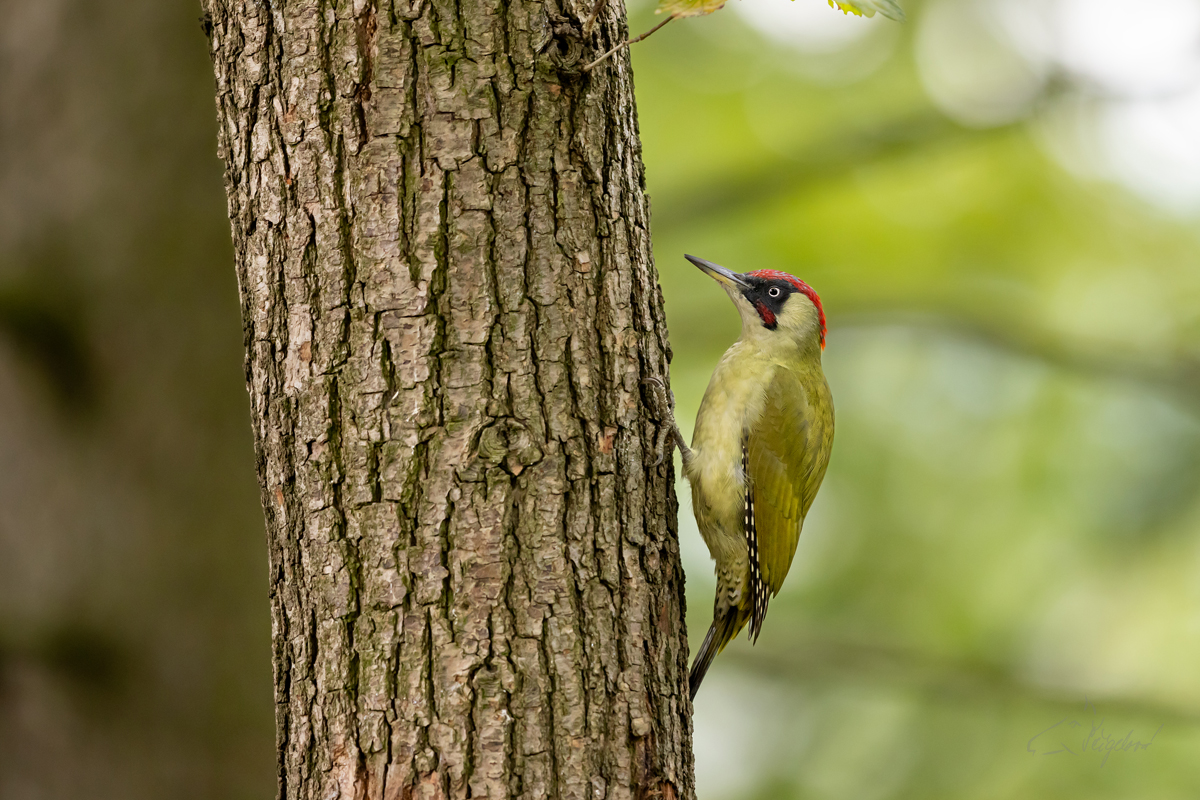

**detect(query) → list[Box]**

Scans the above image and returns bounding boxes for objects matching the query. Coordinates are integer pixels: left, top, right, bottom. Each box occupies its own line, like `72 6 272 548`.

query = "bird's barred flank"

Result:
743 442 769 641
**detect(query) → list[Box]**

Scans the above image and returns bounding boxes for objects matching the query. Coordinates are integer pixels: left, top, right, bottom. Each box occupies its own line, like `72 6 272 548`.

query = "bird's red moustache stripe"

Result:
753 301 776 327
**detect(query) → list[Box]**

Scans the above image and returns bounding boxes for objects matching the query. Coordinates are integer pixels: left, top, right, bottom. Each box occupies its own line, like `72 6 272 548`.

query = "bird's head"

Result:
686 254 826 351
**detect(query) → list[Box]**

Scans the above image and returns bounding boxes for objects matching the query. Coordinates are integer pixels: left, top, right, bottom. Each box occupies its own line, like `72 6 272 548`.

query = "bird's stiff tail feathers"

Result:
689 606 749 700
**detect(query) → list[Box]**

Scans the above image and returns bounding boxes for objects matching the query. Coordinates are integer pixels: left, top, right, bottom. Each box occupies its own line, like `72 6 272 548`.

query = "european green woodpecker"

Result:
653 255 835 699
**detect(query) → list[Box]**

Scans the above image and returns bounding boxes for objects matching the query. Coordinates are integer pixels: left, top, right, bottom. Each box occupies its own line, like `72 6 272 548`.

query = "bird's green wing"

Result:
746 366 834 599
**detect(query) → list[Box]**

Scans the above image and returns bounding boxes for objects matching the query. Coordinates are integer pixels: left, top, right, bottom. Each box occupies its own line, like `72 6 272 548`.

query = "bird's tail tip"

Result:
688 624 719 700
688 608 744 700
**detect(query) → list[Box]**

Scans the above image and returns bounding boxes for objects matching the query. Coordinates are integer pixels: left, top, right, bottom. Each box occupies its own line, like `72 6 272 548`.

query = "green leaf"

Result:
655 0 727 18
654 0 905 23
828 0 905 21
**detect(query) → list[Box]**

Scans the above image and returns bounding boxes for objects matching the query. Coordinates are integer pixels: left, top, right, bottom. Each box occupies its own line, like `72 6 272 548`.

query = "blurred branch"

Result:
654 111 1019 229
651 75 1122 230
728 633 1200 726
839 309 1200 415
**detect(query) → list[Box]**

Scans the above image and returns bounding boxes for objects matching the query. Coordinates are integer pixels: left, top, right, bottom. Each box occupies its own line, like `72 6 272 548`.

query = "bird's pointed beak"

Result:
685 254 749 290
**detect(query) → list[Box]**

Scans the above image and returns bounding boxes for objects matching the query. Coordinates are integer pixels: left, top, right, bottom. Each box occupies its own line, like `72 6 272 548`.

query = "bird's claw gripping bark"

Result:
642 376 690 467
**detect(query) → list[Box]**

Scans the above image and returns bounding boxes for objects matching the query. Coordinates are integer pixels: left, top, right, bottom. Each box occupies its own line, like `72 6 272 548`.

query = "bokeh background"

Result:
1 0 1198 798
639 1 1200 797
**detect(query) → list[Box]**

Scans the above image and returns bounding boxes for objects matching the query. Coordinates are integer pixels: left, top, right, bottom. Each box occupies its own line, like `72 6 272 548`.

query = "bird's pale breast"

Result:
685 342 773 571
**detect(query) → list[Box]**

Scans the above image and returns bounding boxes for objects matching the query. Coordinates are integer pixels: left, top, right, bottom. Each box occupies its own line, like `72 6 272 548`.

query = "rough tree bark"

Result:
204 1 691 799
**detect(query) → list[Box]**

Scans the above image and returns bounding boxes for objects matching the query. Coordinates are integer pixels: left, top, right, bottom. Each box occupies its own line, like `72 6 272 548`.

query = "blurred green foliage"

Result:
634 1 1200 797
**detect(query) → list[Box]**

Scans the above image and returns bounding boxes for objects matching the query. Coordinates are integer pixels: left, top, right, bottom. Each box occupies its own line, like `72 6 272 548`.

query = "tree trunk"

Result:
203 2 691 799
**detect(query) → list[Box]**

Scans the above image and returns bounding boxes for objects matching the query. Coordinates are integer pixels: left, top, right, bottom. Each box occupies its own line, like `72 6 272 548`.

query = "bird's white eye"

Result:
767 287 782 298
